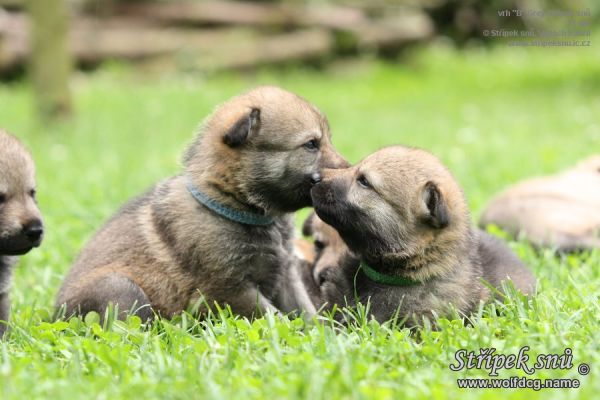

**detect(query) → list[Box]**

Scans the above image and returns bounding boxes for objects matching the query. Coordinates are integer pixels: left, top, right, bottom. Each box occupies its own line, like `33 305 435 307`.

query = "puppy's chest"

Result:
256 230 291 277
357 271 479 320
225 222 293 283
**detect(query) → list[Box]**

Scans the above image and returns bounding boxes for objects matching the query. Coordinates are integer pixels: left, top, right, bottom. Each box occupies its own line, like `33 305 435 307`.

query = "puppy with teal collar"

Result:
56 86 348 321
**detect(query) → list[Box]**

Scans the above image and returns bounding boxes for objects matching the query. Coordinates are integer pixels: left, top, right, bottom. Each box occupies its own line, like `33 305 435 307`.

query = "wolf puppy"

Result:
285 213 352 309
311 146 535 326
0 130 44 336
56 86 347 321
300 212 353 307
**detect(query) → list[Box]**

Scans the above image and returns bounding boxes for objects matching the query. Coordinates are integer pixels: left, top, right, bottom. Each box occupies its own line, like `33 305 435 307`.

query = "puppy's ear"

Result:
420 181 450 229
223 108 261 147
302 212 316 237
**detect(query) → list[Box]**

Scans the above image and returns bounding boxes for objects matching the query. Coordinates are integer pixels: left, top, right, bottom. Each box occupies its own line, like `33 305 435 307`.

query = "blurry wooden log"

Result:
335 0 445 9
357 13 435 51
297 5 368 31
1 12 333 71
117 0 368 31
1 3 433 74
115 1 433 52
74 27 333 71
71 17 185 63
189 28 333 71
0 11 27 71
0 0 23 9
72 22 332 69
118 1 294 27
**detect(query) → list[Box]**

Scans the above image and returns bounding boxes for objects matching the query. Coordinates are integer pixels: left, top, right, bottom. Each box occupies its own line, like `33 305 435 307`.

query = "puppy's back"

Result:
476 230 535 296
55 184 160 309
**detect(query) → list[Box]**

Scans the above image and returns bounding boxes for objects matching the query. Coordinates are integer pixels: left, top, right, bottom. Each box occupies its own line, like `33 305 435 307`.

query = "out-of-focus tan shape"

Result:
480 155 600 251
293 238 315 264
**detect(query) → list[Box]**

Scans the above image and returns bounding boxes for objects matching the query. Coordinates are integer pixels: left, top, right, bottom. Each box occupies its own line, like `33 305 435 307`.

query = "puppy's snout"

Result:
310 180 332 203
23 220 44 245
335 158 351 169
315 266 333 286
310 173 322 185
321 147 350 170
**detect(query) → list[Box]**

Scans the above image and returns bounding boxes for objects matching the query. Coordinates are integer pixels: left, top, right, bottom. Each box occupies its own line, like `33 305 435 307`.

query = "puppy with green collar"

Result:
56 86 347 321
310 146 535 326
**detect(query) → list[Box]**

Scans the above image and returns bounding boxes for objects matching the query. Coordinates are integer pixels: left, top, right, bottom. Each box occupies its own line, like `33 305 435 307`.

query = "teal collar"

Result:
186 179 275 226
360 262 422 286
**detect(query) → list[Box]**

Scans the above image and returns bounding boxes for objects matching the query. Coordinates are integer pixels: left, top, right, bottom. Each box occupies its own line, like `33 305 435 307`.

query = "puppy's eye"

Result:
314 240 325 251
0 193 5 204
30 189 36 199
303 139 319 151
357 175 371 189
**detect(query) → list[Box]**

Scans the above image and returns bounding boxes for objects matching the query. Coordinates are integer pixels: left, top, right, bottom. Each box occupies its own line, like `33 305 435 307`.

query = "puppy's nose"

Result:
316 267 333 286
23 221 44 243
310 173 322 185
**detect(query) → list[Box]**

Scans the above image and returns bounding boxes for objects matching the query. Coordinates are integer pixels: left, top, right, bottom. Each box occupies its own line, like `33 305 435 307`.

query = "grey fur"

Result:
0 130 44 337
56 86 347 321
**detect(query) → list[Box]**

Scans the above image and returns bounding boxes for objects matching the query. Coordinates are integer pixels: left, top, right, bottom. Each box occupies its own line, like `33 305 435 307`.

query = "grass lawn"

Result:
0 39 599 399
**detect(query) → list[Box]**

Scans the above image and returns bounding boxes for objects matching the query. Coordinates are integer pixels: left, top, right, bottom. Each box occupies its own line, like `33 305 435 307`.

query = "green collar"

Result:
359 262 422 286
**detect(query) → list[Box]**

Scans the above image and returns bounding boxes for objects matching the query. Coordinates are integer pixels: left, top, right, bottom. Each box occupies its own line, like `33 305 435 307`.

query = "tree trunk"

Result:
27 0 72 119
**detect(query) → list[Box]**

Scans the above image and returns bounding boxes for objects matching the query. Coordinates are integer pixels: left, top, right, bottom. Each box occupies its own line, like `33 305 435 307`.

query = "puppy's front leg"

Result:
230 286 280 318
0 258 13 337
0 292 9 337
286 261 317 318
256 289 280 314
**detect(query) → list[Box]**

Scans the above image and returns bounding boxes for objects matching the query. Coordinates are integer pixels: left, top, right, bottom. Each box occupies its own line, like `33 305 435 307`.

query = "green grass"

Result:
1 39 599 399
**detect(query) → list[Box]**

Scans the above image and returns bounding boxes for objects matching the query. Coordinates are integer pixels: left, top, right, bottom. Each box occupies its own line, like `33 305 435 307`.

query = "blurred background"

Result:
1 0 598 117
0 0 599 310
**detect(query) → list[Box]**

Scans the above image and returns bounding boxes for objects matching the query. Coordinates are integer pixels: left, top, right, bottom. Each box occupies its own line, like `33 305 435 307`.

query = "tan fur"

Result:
297 212 353 307
0 130 44 336
56 86 347 321
317 147 472 282
481 155 600 251
0 132 39 238
311 145 535 325
293 238 315 264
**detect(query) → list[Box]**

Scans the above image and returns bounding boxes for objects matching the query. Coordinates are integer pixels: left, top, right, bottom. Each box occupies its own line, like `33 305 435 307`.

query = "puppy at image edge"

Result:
0 130 44 337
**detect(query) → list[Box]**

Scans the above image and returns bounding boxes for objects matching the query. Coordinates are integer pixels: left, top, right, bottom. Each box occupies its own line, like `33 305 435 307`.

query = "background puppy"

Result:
0 130 44 336
480 155 600 252
300 212 354 308
311 146 535 326
56 86 347 321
